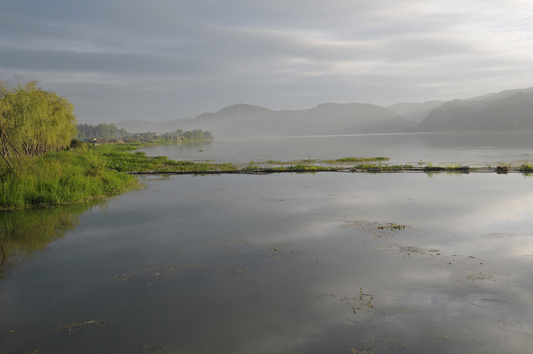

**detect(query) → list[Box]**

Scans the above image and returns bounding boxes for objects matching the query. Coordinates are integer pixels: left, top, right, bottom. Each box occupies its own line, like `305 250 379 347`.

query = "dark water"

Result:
139 131 533 166
2 171 533 353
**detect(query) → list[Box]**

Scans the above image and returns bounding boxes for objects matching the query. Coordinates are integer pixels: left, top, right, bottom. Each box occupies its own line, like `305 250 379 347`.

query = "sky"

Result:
1 0 533 124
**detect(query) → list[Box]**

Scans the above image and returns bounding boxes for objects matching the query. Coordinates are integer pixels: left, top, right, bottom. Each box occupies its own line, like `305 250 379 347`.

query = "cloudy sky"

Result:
1 0 532 124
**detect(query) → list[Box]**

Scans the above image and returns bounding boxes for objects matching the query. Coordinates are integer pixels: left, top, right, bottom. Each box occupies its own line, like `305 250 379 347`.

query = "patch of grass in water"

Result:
270 164 321 171
423 162 467 172
261 157 390 165
98 145 237 173
354 163 413 171
335 156 389 163
519 163 533 172
377 223 409 230
244 164 260 170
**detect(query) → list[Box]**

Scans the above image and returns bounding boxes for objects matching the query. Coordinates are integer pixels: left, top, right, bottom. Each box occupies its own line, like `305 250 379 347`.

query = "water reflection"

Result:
1 174 533 353
0 203 98 290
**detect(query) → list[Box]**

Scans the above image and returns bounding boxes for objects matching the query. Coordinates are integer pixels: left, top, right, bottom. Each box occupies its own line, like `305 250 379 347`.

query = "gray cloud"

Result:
1 0 532 123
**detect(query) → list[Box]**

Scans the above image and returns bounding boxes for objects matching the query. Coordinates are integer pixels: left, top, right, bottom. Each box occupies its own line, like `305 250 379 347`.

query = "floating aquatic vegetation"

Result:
52 320 106 335
338 219 412 240
113 261 249 286
377 223 408 230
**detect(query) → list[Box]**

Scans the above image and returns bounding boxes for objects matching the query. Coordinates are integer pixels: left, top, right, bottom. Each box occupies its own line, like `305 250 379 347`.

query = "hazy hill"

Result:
117 103 415 138
388 100 444 122
115 86 533 137
466 87 533 106
415 88 533 132
116 118 194 134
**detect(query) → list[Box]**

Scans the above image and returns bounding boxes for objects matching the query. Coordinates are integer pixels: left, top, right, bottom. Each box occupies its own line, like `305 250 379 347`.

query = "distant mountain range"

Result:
414 88 533 132
116 87 533 138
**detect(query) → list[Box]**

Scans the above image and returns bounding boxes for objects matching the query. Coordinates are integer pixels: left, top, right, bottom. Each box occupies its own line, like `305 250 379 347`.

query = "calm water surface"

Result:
140 131 533 165
2 170 533 353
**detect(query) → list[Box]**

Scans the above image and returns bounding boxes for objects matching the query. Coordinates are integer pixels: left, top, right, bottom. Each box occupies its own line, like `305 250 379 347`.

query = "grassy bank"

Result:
0 141 237 209
96 144 238 173
0 146 139 209
5 138 531 210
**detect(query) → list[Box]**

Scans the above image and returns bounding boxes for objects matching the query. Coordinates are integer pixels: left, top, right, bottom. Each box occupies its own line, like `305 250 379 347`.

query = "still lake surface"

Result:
140 131 533 166
2 132 533 353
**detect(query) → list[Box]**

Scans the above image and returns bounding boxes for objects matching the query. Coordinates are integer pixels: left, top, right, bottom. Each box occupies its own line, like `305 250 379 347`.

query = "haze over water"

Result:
140 131 533 166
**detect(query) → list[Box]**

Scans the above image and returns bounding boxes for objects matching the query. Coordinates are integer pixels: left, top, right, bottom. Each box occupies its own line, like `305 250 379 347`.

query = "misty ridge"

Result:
116 87 533 138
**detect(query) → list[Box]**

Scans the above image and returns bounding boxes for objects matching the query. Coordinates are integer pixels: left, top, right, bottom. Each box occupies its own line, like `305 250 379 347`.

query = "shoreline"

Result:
126 164 524 175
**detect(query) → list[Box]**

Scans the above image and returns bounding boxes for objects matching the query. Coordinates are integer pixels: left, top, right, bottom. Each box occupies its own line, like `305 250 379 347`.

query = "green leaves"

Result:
0 81 77 171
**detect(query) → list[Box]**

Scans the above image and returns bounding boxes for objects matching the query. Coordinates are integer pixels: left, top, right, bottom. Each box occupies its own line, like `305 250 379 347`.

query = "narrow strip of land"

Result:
126 165 522 175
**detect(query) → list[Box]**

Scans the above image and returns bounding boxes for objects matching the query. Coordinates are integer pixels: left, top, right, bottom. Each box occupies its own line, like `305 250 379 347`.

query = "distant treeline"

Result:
164 129 213 140
77 123 129 139
0 81 77 170
77 124 213 141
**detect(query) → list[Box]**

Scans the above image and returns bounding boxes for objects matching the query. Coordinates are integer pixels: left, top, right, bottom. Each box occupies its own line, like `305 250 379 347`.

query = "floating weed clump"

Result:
52 320 107 335
244 164 260 170
423 163 470 172
98 145 237 173
377 223 409 230
519 163 533 172
286 163 319 170
353 163 413 171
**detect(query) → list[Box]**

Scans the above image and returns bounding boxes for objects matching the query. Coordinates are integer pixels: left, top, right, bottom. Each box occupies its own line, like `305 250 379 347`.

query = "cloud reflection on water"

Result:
2 173 533 353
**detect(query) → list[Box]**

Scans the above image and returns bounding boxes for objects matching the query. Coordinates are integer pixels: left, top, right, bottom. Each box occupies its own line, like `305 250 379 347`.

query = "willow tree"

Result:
0 81 77 170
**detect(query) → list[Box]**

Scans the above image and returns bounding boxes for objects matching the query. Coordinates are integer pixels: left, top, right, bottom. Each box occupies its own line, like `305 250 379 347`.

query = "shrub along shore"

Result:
2 139 533 210
0 145 139 209
1 81 531 210
0 140 227 209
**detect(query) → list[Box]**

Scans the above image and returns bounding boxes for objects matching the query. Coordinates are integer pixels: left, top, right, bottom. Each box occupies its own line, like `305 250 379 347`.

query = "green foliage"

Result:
423 163 465 172
77 123 122 139
97 144 237 173
180 129 209 141
519 163 533 172
0 147 139 209
70 138 86 149
423 162 443 171
0 81 77 170
286 164 319 170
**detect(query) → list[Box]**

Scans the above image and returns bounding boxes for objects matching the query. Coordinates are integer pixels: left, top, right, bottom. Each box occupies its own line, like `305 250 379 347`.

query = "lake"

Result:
2 132 533 353
139 131 533 166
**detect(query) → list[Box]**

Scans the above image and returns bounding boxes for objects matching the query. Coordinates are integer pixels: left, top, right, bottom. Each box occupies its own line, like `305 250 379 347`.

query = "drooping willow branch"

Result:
0 81 77 171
